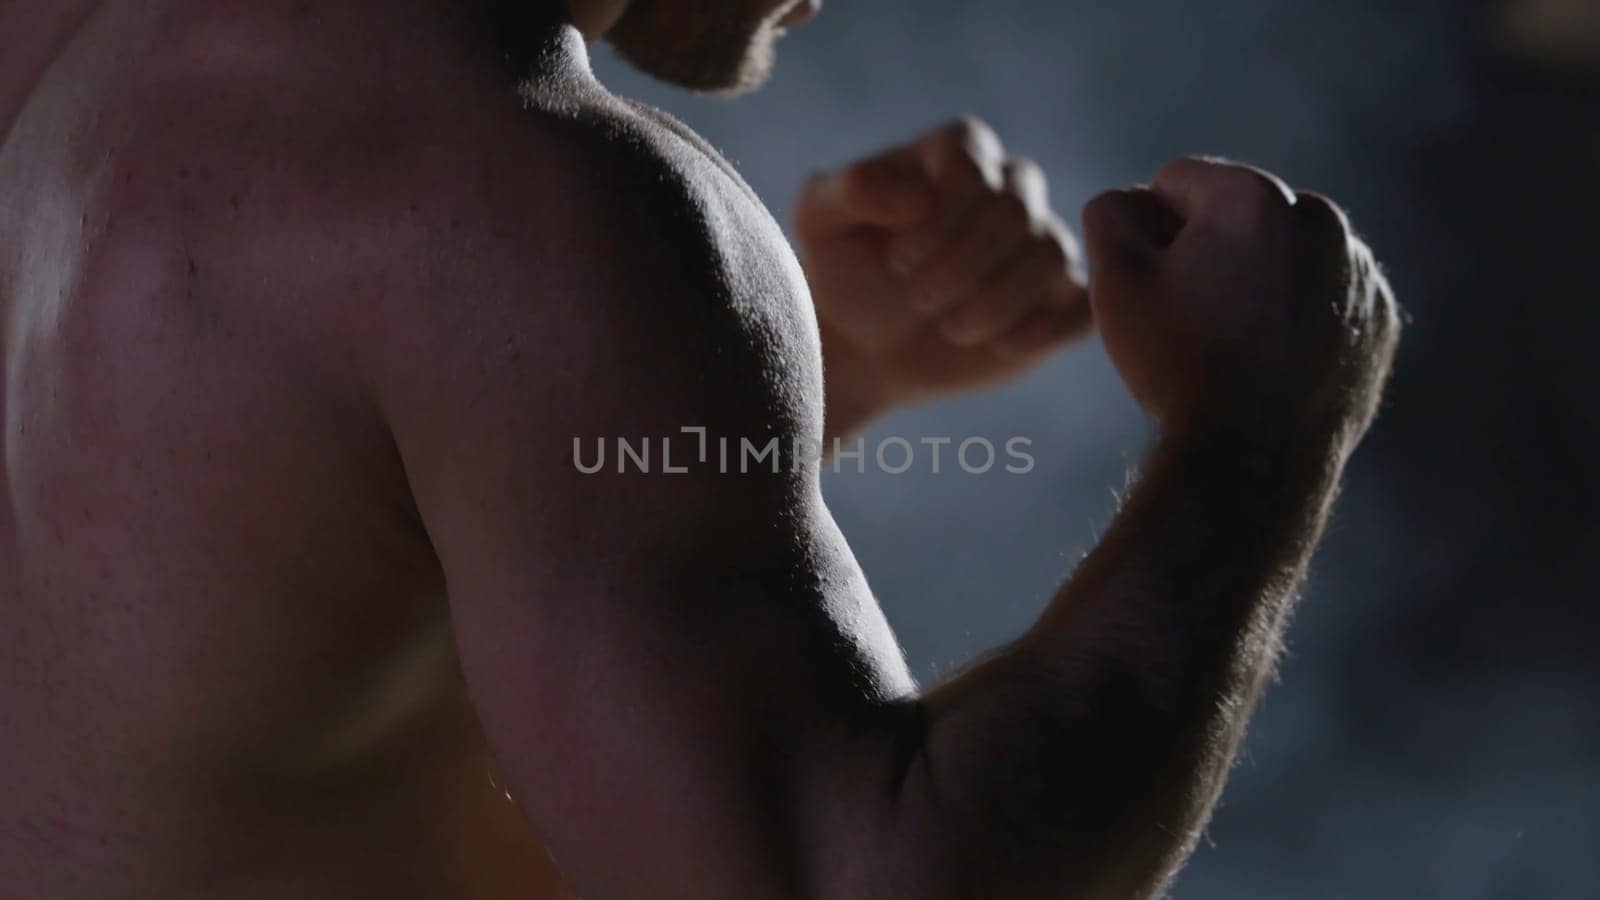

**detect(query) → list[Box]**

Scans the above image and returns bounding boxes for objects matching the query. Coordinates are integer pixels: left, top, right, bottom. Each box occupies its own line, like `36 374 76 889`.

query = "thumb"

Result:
1081 187 1183 300
796 147 937 236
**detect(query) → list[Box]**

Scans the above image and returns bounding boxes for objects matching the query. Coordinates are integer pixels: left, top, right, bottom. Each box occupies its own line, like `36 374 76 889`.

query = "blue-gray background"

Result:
594 1 1599 896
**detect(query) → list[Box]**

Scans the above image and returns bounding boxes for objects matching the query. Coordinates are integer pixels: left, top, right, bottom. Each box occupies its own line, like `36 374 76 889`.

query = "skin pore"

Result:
0 1 1396 898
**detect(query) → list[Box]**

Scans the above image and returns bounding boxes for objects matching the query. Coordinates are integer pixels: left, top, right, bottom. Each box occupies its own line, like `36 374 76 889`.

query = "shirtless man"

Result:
0 1 1398 897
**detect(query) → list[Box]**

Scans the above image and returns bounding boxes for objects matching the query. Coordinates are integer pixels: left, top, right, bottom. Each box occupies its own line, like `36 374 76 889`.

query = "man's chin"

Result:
607 16 782 95
701 40 776 97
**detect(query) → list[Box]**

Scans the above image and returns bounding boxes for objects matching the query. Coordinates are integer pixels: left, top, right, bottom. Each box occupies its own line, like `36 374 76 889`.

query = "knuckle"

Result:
946 115 999 150
1295 201 1357 285
1162 156 1295 225
1154 154 1210 183
1294 191 1351 244
1004 155 1046 190
938 116 1004 184
1216 167 1291 215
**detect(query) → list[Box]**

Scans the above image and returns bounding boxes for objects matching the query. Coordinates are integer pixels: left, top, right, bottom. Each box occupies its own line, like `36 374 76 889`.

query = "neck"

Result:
563 0 630 41
465 0 598 84
475 0 627 43
0 1 102 135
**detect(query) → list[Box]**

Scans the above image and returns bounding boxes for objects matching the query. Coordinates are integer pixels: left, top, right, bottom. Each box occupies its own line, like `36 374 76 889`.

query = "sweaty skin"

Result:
0 2 1398 899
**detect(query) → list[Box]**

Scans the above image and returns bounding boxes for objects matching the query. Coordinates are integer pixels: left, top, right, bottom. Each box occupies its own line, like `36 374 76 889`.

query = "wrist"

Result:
819 323 896 441
1154 395 1346 495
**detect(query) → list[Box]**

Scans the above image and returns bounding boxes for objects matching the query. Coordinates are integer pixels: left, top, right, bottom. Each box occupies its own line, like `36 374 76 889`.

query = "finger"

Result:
1000 156 1050 221
885 216 956 278
990 298 1094 361
904 191 1033 315
918 116 1006 198
938 237 1082 346
1150 155 1294 236
1304 199 1396 346
1293 190 1351 243
902 157 1047 313
796 147 936 236
1080 187 1182 293
1292 191 1352 260
886 118 1007 273
1290 190 1354 298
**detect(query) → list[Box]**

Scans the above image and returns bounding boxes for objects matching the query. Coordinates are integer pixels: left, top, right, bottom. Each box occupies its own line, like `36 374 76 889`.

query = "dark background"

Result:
594 1 1599 895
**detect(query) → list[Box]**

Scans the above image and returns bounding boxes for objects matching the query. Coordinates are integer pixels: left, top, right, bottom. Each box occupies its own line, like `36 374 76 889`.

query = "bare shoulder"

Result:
330 55 841 576
72 6 824 509
306 54 830 482
94 10 811 411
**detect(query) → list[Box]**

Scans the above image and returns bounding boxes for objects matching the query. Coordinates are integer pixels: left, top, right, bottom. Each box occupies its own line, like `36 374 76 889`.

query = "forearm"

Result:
881 416 1344 897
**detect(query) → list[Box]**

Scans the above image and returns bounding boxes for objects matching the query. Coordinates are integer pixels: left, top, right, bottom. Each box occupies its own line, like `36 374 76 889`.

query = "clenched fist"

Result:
796 118 1090 438
1082 157 1400 450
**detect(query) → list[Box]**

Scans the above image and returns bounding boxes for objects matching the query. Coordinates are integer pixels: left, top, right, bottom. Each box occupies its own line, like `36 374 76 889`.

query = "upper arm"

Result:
363 113 913 897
